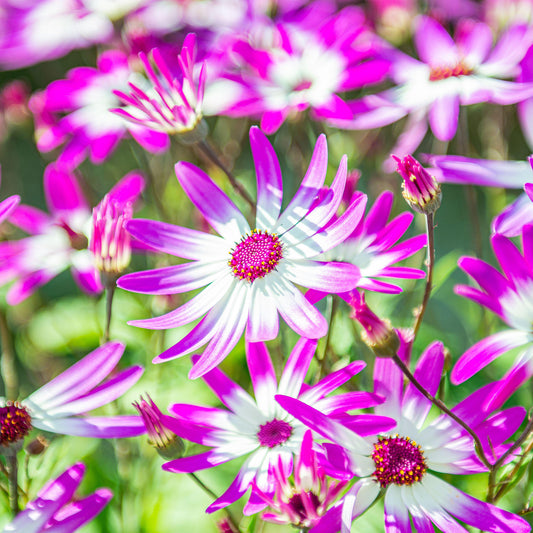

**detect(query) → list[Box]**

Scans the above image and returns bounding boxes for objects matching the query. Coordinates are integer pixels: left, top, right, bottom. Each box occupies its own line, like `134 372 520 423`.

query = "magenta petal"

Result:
492 192 533 237
304 361 366 403
250 126 283 230
0 195 20 224
175 161 249 240
163 449 236 474
383 484 411 532
260 109 289 134
246 342 278 413
43 163 89 216
451 330 530 383
277 337 317 397
282 260 360 293
33 415 146 438
7 204 49 233
415 16 458 65
429 94 459 141
6 270 56 305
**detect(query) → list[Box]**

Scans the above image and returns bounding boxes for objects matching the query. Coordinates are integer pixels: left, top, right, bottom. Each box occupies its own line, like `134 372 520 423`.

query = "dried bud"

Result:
350 292 399 357
393 154 441 215
26 435 48 456
133 395 184 459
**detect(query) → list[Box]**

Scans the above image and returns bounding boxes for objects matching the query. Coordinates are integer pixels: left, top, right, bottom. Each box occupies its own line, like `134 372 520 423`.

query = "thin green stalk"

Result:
6 454 18 515
187 472 242 533
413 213 434 338
0 310 18 401
103 279 117 343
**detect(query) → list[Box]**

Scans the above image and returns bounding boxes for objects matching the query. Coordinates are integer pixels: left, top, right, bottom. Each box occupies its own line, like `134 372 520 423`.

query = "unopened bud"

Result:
133 395 184 459
393 154 441 215
350 292 400 357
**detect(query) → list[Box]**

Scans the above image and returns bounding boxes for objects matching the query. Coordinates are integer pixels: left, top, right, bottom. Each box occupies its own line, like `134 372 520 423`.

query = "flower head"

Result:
113 34 207 142
393 154 441 214
277 338 530 533
2 463 111 533
119 126 366 378
161 338 393 514
7 341 145 440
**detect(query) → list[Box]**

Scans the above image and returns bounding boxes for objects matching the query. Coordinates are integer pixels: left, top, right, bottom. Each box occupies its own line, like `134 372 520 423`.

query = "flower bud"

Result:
350 292 399 357
393 154 441 215
133 395 184 459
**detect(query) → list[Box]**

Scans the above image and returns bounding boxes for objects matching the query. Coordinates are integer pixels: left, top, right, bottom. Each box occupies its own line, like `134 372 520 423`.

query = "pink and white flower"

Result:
162 338 393 514
118 127 366 378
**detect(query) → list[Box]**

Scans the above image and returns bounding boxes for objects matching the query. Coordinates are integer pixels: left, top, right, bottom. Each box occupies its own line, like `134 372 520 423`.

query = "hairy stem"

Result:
413 213 435 338
6 454 19 516
392 354 492 470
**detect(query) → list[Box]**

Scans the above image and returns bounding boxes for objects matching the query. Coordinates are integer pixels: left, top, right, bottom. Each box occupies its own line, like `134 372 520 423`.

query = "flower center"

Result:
257 418 293 448
372 435 427 487
229 229 283 282
0 402 32 447
429 60 473 81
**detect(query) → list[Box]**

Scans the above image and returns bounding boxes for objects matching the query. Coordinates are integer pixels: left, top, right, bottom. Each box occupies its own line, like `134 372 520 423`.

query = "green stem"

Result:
6 454 18 516
0 310 18 401
413 212 435 338
392 353 492 470
103 276 117 343
316 296 338 382
187 473 242 532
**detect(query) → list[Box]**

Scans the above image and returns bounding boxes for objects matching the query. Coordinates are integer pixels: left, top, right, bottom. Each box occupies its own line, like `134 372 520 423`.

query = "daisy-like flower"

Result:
118 126 365 378
318 189 426 295
113 34 207 143
255 430 349 530
161 338 394 514
453 223 533 402
32 49 168 169
1 341 144 443
1 463 111 533
219 8 389 134
278 339 530 533
0 165 144 305
331 16 533 159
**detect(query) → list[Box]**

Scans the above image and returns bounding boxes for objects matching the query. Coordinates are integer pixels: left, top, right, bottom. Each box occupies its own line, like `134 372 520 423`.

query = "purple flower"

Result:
161 338 394 514
332 16 533 158
33 50 168 169
318 189 426 295
113 34 207 142
2 463 111 533
218 8 389 134
453 224 533 401
0 166 144 305
118 127 365 378
255 430 349 530
1 341 144 441
277 340 529 533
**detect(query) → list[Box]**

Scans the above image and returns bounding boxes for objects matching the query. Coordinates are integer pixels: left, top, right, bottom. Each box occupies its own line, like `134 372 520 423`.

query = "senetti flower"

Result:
331 16 533 157
1 342 145 442
0 166 144 305
1 463 111 533
318 189 426 295
453 223 533 400
220 8 389 134
113 34 207 143
118 127 365 378
255 430 348 530
161 339 393 514
277 340 530 533
33 50 168 169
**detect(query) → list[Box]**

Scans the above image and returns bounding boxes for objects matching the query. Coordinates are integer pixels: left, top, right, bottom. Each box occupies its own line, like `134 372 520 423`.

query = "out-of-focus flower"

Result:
318 189 426 295
453 223 533 403
0 170 20 226
0 166 144 305
113 34 207 143
484 0 533 33
277 338 529 533
118 127 366 378
162 338 393 514
350 291 400 357
1 342 144 442
218 8 389 134
394 154 442 214
332 16 533 161
32 50 168 169
1 463 111 533
256 430 348 530
0 0 114 70
133 395 184 459
428 154 533 236
367 0 417 43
